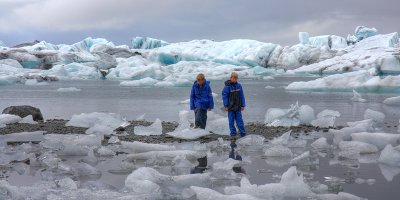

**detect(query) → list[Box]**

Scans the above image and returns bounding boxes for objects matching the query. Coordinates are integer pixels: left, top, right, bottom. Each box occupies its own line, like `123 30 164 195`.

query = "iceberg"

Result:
0 40 5 47
131 37 169 49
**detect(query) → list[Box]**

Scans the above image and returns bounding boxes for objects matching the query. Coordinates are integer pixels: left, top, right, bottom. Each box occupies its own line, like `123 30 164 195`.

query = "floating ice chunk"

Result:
224 177 285 200
125 167 210 198
134 118 162 136
311 137 330 149
24 79 48 86
72 162 101 177
265 145 293 157
126 150 205 162
66 112 124 135
57 87 81 92
378 144 400 167
280 166 312 197
0 114 22 125
167 110 211 139
290 151 310 165
191 186 262 200
204 111 230 135
270 131 291 146
351 90 366 102
120 77 159 87
363 109 385 126
131 37 169 49
236 134 265 146
383 96 400 106
316 192 365 200
355 26 378 41
41 134 102 150
121 141 176 153
351 132 400 149
1 131 44 144
213 158 241 171
339 141 379 154
179 99 190 104
265 102 315 127
264 85 275 89
311 109 340 128
338 150 361 160
379 164 400 182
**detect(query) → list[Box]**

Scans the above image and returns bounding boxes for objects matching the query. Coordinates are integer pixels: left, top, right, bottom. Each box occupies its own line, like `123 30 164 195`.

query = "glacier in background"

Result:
0 26 399 91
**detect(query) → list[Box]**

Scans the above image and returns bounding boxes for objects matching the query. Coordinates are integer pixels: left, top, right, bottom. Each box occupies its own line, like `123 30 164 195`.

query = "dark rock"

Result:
2 105 44 121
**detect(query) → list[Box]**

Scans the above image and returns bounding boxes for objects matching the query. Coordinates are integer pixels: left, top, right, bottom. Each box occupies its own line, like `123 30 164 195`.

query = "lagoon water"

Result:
1 77 400 199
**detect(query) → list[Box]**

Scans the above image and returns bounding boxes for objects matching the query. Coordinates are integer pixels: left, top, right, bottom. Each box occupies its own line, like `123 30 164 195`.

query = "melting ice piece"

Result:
126 150 205 162
379 163 400 182
265 145 293 157
363 109 385 127
0 114 22 125
66 112 124 135
125 167 210 199
317 192 365 200
57 87 81 92
167 110 211 139
339 141 379 154
134 118 162 136
265 102 315 127
290 151 310 165
311 137 330 149
121 141 176 153
236 134 265 146
24 79 48 86
351 132 400 149
351 89 366 102
224 177 285 199
191 186 262 200
280 166 312 197
269 131 291 146
378 144 400 167
383 96 400 106
19 115 38 124
311 109 340 128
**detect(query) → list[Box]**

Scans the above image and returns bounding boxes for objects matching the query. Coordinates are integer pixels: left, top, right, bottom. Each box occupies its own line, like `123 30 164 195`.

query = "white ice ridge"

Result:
0 26 397 89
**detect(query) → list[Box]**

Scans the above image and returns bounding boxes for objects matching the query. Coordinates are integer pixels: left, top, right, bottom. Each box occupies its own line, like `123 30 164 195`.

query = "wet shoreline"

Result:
0 119 337 143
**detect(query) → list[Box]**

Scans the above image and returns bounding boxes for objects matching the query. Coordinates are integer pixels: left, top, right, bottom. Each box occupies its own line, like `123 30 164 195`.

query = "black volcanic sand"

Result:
0 119 339 144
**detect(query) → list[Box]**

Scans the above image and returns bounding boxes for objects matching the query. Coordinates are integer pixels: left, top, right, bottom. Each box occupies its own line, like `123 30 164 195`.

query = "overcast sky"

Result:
0 0 399 46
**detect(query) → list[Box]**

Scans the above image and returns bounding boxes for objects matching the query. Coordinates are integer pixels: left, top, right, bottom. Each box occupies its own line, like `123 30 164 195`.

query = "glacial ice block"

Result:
134 118 163 136
131 37 169 49
378 144 400 167
351 132 400 149
354 26 378 41
383 96 400 106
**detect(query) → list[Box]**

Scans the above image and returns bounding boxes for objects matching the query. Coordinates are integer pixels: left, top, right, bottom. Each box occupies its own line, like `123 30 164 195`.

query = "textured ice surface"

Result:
134 118 162 136
363 109 385 127
354 26 379 41
265 145 293 157
131 36 169 49
166 110 211 139
66 112 124 135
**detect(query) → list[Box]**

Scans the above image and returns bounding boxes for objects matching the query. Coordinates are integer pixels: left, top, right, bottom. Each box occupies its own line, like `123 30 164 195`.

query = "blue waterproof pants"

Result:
228 111 246 137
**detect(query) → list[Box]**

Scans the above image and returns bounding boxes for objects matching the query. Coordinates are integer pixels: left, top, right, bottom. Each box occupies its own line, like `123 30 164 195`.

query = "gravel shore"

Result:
0 119 338 143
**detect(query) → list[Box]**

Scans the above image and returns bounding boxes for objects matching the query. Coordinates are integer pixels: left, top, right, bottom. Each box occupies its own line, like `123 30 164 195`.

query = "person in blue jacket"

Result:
222 72 246 137
190 73 214 129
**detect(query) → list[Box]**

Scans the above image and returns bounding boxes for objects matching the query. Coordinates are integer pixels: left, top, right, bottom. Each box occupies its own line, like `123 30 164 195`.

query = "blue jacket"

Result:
222 80 246 111
190 80 214 110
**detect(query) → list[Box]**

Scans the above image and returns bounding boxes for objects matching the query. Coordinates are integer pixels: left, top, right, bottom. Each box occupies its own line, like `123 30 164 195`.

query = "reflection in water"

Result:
229 139 245 174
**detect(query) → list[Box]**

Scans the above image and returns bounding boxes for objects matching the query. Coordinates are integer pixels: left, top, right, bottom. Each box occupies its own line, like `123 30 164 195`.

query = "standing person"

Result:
190 73 214 129
222 72 246 138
